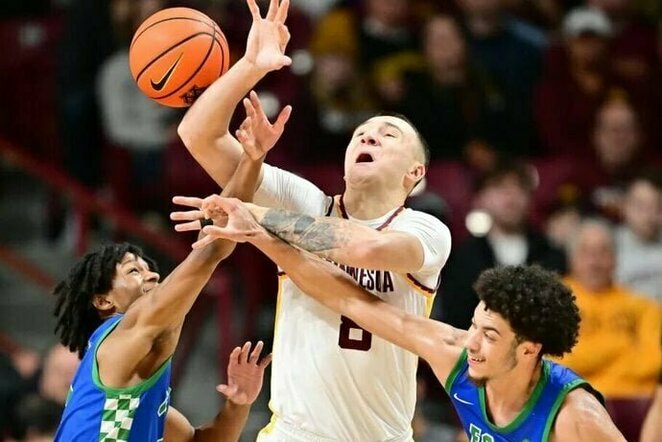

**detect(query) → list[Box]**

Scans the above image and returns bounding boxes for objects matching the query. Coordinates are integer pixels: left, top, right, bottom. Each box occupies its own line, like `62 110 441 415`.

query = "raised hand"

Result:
217 341 272 405
244 0 292 72
171 195 266 248
236 90 292 161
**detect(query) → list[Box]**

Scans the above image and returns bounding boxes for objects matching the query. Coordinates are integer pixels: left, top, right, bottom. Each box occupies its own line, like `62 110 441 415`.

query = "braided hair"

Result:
53 243 158 358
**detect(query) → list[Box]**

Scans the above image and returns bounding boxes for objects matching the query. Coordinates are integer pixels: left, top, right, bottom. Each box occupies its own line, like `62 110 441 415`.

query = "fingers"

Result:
191 234 219 249
266 0 278 20
170 209 204 222
175 220 206 232
273 105 292 133
258 353 273 369
248 341 264 364
172 196 203 208
246 0 261 21
240 341 252 365
243 97 256 120
203 196 239 214
229 345 241 366
279 55 292 67
278 24 291 50
249 90 267 121
275 0 289 23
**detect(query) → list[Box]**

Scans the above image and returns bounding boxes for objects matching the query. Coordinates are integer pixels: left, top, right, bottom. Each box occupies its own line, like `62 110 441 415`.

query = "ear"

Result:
521 342 542 359
92 294 115 314
405 163 426 187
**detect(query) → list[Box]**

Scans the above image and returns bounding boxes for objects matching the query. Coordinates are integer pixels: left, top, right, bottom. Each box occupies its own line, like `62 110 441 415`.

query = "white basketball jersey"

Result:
254 165 451 441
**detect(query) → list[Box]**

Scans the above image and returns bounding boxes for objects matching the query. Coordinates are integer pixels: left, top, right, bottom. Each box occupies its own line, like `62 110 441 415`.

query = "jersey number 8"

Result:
338 316 372 351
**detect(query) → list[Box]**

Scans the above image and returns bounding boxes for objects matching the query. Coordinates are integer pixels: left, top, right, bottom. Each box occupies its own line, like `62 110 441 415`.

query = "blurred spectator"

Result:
457 0 545 157
587 0 658 83
38 344 78 406
614 173 662 304
97 0 178 215
377 15 507 169
304 0 419 161
0 335 40 437
435 160 566 329
544 200 583 251
560 219 662 442
56 0 116 189
580 98 660 220
10 394 63 442
536 6 627 157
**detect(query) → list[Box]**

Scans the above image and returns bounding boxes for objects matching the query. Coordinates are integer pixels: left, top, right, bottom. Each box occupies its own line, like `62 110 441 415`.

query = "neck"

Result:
342 186 405 219
485 360 542 417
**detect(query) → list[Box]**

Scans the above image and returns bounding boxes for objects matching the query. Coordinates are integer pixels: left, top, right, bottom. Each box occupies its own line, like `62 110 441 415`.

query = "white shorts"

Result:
256 417 338 442
256 416 415 442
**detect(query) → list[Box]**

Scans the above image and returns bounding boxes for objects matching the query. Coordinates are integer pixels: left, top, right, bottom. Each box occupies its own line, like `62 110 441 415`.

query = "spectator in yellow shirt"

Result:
559 219 661 441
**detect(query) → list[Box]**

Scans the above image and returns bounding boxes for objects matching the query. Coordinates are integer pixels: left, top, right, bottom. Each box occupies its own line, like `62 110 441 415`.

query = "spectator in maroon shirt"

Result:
588 0 658 83
535 6 630 158
578 98 661 221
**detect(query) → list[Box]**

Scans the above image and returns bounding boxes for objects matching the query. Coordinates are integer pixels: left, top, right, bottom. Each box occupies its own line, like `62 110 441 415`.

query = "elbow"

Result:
177 118 198 151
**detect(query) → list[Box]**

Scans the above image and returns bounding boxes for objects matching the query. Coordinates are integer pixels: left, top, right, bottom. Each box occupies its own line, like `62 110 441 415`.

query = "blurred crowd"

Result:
0 0 661 441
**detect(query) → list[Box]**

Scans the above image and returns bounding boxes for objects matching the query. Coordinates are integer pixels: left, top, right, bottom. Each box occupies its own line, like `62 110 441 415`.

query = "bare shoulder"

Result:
423 321 466 386
552 389 626 442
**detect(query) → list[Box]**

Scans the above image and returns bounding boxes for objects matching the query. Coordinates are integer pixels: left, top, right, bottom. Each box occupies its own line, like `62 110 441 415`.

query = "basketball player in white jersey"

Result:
177 0 451 440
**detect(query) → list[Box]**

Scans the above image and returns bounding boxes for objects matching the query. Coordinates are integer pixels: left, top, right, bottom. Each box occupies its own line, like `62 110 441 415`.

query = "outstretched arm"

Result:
177 0 291 189
172 197 465 384
164 342 272 442
98 143 267 388
553 389 626 442
233 203 441 274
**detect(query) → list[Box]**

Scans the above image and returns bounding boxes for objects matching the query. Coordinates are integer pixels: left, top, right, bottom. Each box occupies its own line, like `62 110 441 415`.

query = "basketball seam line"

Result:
130 14 218 49
134 31 213 88
152 27 217 99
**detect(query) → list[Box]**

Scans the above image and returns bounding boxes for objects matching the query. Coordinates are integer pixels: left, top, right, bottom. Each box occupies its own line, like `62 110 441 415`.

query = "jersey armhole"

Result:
92 318 172 396
541 380 592 441
444 348 468 392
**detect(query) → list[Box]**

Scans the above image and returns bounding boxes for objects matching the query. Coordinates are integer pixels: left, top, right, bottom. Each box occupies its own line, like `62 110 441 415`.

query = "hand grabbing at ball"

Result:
244 0 292 73
236 90 292 161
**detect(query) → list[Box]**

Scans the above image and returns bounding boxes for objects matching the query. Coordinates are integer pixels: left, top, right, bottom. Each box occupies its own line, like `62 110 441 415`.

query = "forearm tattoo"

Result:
260 208 349 253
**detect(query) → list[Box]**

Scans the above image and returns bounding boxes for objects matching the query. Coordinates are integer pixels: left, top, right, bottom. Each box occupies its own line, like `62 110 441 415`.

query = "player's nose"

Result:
145 271 160 284
360 134 379 146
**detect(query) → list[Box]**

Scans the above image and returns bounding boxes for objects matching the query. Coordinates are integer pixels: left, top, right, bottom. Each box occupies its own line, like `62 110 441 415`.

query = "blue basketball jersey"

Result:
445 349 599 442
55 315 172 442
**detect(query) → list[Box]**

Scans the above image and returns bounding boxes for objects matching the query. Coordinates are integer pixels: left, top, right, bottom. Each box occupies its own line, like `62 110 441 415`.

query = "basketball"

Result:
129 7 230 108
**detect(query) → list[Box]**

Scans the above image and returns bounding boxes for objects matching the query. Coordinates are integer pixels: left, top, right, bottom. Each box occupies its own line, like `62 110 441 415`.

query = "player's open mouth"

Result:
355 153 374 163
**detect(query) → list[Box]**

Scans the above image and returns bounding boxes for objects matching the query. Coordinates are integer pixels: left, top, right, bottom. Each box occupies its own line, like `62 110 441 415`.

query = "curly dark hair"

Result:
53 243 157 359
473 265 580 357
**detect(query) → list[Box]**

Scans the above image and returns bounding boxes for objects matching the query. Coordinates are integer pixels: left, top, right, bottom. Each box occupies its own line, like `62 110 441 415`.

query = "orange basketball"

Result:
129 7 230 108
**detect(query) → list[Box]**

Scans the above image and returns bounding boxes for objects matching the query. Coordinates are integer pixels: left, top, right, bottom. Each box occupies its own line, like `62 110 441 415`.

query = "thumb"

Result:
280 56 292 67
216 384 238 397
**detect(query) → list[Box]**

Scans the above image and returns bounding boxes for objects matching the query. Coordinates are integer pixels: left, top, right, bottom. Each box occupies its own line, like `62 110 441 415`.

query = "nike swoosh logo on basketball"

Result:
453 393 474 405
150 53 183 91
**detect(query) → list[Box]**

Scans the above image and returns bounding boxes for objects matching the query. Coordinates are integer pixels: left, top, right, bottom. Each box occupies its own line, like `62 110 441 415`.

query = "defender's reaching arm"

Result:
172 196 464 383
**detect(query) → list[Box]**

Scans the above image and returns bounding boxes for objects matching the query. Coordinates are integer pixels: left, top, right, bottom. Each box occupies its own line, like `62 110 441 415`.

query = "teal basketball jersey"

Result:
445 349 602 442
55 315 172 441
